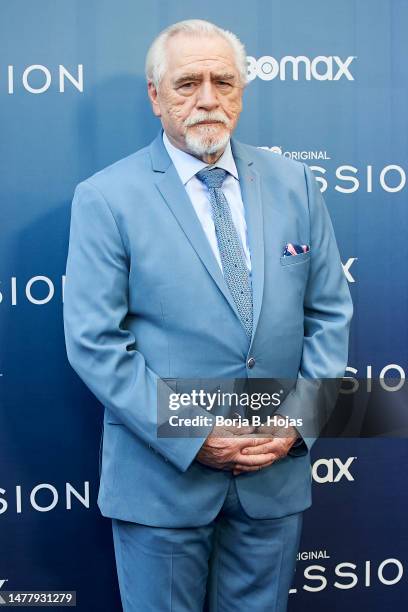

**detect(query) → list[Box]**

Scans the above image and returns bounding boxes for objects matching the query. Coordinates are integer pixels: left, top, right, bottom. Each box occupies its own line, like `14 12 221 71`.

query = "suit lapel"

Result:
149 130 265 341
150 131 243 324
231 139 265 345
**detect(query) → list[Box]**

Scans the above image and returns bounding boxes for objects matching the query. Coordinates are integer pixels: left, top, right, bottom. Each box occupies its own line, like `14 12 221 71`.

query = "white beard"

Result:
185 123 230 156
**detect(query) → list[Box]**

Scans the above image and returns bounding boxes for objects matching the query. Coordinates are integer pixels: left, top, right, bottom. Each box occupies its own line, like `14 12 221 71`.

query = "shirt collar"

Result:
162 130 239 185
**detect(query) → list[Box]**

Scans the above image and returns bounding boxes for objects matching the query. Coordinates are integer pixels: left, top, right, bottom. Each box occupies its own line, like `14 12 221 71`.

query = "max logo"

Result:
312 457 356 484
247 56 356 81
0 579 8 604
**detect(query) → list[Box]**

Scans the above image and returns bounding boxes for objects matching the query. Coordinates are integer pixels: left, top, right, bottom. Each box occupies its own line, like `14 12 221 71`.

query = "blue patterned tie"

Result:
196 167 253 337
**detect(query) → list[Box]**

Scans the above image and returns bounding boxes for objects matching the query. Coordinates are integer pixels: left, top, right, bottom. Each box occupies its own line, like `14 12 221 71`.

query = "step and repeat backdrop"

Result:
1 1 407 610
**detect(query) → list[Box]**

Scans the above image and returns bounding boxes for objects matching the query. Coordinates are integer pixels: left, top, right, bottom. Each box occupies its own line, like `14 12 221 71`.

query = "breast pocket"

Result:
280 251 311 267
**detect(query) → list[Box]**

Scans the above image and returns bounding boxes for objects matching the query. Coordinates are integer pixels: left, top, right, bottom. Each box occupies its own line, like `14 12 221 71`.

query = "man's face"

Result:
148 33 244 160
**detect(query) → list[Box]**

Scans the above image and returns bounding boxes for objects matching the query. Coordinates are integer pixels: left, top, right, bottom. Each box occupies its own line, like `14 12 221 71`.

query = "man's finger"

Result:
233 458 276 475
233 451 277 467
240 440 284 455
234 436 274 450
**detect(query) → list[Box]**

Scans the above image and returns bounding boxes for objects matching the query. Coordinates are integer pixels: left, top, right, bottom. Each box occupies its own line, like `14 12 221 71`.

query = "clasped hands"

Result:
196 417 299 476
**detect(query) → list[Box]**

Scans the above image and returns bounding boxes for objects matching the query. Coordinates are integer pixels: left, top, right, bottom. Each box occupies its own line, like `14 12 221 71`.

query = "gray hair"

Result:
145 19 248 88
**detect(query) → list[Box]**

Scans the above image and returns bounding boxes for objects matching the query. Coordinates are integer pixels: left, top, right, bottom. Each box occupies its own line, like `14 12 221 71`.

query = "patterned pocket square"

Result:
282 243 310 257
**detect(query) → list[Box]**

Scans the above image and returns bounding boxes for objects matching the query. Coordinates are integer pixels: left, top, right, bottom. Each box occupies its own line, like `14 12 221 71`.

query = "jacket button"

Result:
247 357 256 369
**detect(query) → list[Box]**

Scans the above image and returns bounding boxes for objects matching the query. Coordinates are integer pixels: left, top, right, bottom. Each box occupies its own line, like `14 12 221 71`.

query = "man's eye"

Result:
180 82 194 89
218 81 232 87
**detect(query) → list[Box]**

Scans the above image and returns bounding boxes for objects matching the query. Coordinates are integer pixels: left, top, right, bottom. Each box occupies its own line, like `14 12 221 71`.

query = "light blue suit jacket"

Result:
63 129 353 526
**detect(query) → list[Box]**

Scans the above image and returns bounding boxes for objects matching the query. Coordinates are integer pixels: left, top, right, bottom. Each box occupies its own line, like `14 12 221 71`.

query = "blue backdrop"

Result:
1 1 407 609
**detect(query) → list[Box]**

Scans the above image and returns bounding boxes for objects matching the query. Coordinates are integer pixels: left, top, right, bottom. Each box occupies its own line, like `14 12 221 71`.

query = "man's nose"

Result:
196 82 219 110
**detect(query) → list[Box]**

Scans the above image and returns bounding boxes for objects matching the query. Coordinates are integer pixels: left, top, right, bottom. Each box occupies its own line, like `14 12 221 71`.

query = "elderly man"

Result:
63 19 352 612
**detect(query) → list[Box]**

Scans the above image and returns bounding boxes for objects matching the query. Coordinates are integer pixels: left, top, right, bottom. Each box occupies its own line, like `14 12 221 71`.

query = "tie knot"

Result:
196 167 227 190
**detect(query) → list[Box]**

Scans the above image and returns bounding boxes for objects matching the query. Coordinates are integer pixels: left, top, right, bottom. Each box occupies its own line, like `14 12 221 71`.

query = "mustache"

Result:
184 112 229 128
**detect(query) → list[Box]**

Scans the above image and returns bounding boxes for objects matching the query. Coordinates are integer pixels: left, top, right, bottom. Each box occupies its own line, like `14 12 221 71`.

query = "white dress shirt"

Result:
162 131 252 274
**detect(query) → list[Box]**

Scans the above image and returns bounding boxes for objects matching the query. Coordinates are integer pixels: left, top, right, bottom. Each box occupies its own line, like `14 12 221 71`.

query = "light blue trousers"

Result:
111 478 303 612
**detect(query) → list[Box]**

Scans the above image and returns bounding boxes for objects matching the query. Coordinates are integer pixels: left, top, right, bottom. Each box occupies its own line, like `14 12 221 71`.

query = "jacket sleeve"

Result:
63 180 212 472
280 162 354 454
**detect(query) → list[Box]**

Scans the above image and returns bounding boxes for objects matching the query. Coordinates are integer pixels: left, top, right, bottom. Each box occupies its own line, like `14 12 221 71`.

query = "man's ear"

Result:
147 81 162 118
